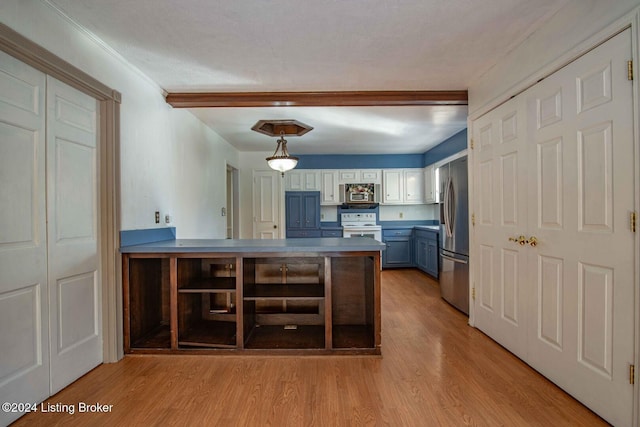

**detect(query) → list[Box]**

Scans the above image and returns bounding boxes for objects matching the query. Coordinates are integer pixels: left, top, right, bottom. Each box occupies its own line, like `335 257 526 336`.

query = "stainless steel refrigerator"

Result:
439 156 469 315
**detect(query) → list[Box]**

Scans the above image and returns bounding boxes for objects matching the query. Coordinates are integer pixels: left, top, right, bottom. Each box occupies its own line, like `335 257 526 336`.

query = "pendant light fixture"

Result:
266 131 298 175
251 119 313 176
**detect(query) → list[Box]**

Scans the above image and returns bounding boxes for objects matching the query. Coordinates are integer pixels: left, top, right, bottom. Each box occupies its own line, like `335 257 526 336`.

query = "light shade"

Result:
266 133 298 174
267 157 298 173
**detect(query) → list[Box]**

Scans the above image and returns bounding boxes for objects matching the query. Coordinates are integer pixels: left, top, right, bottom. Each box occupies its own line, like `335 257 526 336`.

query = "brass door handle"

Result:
529 236 538 247
508 235 527 245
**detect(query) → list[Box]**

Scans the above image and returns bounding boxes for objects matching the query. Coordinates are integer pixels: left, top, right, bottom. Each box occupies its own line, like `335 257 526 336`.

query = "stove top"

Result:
341 212 379 227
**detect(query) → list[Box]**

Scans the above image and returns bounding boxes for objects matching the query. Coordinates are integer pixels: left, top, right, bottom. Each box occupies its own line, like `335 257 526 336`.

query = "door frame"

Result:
226 163 240 239
0 23 122 362
467 8 640 426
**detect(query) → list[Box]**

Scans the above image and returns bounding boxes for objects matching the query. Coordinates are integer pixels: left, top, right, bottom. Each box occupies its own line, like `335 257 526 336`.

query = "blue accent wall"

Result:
290 128 467 169
295 154 424 169
423 129 467 166
120 227 176 247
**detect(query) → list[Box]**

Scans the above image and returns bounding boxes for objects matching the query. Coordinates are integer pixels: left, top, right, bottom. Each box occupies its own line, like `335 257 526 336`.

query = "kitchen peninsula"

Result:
121 237 384 355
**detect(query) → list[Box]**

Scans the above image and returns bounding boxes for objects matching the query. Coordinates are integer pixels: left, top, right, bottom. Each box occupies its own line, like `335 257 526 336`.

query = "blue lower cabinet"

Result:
286 191 321 238
287 229 322 238
414 228 439 278
382 228 413 268
321 228 343 237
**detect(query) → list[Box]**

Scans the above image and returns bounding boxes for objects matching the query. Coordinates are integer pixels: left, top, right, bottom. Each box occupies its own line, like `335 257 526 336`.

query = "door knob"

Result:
508 235 527 245
528 236 538 247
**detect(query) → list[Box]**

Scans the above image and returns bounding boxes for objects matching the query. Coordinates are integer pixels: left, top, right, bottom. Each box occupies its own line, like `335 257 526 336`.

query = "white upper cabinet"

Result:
382 169 404 204
320 170 340 205
284 170 321 191
382 169 425 204
404 169 424 203
424 165 438 204
359 169 382 184
338 169 382 184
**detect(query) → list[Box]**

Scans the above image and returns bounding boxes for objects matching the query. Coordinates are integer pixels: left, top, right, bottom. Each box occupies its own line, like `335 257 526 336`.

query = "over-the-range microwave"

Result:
340 183 380 204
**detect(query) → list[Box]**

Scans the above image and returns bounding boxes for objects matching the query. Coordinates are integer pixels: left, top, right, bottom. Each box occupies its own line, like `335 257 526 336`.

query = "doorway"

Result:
226 164 239 239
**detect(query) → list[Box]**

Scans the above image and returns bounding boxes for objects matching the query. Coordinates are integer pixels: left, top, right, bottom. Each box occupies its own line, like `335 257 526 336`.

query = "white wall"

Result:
171 110 240 238
470 0 640 115
0 0 239 237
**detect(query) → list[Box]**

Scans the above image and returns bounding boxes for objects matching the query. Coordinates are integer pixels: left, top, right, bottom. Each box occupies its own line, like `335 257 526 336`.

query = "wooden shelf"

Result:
178 320 236 348
179 277 236 292
131 323 171 349
244 325 325 349
332 325 374 349
244 284 324 300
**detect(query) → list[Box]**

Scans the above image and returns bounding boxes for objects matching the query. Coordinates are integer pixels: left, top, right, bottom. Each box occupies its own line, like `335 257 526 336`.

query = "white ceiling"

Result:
47 0 568 154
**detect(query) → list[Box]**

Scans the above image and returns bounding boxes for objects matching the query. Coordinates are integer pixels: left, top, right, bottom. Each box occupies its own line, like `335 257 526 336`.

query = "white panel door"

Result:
46 76 101 394
0 51 49 426
253 171 281 239
472 95 529 360
525 30 634 427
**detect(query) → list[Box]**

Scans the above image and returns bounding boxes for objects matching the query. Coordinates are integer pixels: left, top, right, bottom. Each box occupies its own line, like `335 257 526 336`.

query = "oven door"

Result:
342 227 382 242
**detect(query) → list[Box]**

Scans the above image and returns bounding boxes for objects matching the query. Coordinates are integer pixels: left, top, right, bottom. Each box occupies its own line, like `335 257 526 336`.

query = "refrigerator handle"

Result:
441 254 468 264
445 178 454 238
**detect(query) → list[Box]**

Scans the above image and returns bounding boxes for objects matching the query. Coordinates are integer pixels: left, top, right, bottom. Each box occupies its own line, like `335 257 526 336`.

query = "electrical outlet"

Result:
399 212 404 219
165 214 171 224
155 211 160 224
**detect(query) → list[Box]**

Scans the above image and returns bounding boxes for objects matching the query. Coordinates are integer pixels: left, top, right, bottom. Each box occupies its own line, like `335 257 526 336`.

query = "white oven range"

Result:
341 213 382 242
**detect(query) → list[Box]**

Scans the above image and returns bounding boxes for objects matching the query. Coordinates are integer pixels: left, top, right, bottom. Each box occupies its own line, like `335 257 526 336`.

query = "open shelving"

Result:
177 257 238 348
123 249 381 355
242 257 326 350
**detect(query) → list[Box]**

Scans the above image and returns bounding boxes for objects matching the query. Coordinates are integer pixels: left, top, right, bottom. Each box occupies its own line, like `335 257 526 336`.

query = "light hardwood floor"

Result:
13 269 608 426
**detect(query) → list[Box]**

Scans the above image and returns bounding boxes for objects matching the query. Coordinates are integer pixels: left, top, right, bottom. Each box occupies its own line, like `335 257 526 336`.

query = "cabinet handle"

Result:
273 225 277 229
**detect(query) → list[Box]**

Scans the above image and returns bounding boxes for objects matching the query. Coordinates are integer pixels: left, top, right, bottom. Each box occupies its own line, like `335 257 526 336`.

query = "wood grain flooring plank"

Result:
12 269 608 426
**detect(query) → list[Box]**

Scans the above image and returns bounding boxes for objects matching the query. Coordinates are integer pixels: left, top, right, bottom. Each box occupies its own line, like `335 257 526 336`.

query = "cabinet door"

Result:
303 170 321 191
384 238 412 266
382 170 403 204
285 171 303 191
360 169 382 184
302 193 320 229
320 170 339 205
415 238 428 271
338 170 358 183
404 169 424 203
424 165 438 203
426 239 438 277
285 193 303 229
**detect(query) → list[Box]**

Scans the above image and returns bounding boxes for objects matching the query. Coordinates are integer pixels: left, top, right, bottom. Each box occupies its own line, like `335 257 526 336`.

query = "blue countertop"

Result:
413 225 440 232
120 237 386 254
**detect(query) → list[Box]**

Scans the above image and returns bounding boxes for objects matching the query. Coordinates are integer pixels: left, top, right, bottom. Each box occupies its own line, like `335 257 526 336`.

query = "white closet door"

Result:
472 95 529 361
0 51 49 426
46 76 102 393
525 29 634 427
253 171 281 239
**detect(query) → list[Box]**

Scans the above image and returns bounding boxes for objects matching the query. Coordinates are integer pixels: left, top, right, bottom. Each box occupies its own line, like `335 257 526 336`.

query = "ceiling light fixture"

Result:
266 131 298 176
252 119 312 176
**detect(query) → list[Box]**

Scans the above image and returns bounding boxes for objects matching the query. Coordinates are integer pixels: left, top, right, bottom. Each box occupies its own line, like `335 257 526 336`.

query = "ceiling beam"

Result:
165 90 468 108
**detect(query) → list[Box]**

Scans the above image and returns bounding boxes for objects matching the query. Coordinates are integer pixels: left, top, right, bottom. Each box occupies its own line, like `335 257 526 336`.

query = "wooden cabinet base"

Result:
123 250 381 355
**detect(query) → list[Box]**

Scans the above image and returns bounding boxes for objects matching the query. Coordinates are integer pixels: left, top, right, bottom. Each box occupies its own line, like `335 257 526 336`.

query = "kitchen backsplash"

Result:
320 204 438 223
379 204 438 221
